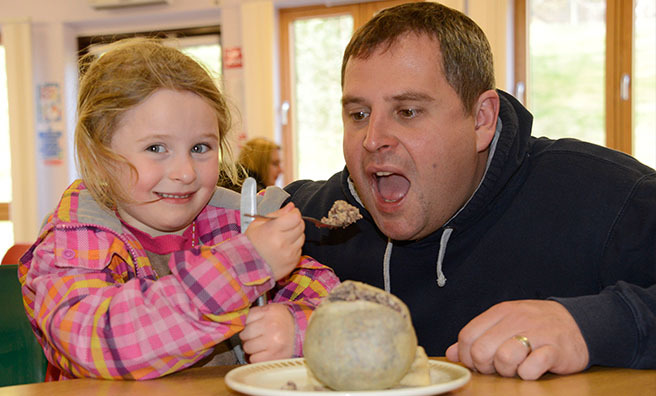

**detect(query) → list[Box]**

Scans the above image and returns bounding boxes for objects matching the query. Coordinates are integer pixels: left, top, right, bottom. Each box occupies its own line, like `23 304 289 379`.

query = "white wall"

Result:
0 0 511 242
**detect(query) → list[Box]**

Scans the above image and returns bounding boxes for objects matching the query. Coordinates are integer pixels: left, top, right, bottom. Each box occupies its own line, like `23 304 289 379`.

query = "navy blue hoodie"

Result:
285 90 656 369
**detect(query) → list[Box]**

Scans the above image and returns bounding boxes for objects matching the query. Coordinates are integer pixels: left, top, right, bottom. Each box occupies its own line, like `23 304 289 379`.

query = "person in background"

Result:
238 137 283 191
284 2 655 380
18 37 338 380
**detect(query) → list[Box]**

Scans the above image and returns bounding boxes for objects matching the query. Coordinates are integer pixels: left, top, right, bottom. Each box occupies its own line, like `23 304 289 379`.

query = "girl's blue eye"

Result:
191 144 210 154
146 145 165 153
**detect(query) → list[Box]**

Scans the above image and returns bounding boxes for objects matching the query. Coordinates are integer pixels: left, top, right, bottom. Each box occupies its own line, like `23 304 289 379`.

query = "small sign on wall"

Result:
37 83 62 123
36 83 64 166
224 47 243 69
38 129 63 165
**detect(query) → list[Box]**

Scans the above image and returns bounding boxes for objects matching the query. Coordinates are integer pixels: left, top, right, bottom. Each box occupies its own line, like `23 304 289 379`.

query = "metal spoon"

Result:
244 213 339 229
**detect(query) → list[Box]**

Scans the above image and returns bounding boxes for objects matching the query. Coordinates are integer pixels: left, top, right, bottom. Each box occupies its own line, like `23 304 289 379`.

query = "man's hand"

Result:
245 203 304 280
445 300 589 380
239 303 296 363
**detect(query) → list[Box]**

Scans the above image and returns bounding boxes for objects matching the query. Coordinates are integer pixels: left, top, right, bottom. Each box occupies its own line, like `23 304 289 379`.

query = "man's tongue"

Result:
376 174 410 202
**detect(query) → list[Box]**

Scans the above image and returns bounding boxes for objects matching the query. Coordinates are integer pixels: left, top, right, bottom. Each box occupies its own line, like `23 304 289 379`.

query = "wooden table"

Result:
0 358 653 396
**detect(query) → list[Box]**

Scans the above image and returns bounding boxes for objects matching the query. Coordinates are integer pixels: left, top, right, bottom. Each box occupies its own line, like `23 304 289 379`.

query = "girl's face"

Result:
110 89 220 236
266 149 282 186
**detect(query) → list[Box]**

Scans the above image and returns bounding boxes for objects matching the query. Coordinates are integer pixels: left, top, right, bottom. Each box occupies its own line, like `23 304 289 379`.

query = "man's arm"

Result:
555 282 656 369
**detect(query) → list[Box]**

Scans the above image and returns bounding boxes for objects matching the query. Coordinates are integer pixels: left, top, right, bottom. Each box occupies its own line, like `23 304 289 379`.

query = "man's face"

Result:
342 34 494 240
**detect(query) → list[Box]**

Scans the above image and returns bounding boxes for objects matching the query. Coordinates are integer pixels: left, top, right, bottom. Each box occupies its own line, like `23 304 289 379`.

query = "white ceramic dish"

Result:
225 358 471 396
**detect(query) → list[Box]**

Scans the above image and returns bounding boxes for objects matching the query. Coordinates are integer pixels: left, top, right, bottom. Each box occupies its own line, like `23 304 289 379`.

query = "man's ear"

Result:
473 90 500 153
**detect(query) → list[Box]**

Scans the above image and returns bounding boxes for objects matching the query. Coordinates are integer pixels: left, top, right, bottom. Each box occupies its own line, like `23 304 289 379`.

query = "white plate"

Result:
225 358 471 396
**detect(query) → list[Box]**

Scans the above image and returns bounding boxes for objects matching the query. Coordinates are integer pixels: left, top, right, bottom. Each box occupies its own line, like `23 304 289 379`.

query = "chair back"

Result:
1 243 31 265
0 265 47 386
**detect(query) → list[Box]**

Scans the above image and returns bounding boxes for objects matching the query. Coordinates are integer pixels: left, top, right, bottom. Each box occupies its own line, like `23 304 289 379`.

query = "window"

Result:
78 26 222 84
515 0 656 167
280 8 353 182
527 0 606 146
632 0 656 166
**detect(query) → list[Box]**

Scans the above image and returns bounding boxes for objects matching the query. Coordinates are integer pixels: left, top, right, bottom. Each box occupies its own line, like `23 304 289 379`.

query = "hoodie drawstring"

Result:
436 227 452 287
383 238 393 293
382 227 451 292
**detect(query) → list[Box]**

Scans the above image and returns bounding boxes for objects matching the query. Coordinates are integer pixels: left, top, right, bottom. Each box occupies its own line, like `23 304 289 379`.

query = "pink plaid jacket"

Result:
19 180 339 380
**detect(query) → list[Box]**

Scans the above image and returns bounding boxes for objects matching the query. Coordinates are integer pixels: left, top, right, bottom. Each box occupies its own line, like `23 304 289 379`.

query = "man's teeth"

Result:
159 193 191 199
375 171 393 176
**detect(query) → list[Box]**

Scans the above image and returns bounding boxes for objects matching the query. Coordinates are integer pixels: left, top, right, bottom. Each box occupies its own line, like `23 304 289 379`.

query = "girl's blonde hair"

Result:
75 37 238 210
238 137 280 187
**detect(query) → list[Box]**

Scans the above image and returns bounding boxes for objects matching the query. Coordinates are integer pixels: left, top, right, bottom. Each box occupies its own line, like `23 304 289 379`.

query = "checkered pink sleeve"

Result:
21 228 274 380
271 255 340 356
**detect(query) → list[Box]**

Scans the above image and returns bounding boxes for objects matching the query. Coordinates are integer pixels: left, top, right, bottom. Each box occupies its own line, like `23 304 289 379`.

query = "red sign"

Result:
224 47 243 69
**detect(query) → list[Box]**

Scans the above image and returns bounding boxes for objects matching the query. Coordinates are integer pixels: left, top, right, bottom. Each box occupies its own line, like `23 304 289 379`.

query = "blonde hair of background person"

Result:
238 137 283 190
18 37 339 380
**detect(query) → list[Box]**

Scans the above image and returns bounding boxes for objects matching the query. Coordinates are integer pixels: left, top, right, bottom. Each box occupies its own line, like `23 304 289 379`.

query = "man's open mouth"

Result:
374 171 410 203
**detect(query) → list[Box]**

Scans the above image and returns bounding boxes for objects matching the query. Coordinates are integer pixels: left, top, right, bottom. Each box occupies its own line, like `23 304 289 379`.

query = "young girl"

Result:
18 38 339 380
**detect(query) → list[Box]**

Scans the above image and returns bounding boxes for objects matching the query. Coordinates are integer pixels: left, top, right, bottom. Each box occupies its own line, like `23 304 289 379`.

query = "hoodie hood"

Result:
445 90 533 231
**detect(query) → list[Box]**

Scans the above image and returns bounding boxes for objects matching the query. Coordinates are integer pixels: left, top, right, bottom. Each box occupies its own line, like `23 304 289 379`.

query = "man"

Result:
285 2 655 380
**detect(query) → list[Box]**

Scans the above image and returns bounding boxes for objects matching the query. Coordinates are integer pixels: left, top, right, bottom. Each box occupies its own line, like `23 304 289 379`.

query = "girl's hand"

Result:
245 203 304 280
239 303 295 362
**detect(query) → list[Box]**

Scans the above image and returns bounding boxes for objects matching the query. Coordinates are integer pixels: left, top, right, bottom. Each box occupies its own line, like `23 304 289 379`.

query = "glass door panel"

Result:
631 0 656 168
528 0 606 146
291 15 353 181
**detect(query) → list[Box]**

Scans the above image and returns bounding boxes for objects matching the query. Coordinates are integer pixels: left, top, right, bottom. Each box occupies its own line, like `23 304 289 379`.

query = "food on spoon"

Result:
320 200 362 228
304 281 429 390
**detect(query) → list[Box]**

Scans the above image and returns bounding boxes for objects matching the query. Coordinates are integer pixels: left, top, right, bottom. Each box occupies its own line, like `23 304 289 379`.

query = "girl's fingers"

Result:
240 334 266 356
